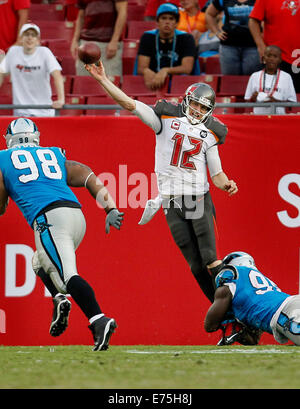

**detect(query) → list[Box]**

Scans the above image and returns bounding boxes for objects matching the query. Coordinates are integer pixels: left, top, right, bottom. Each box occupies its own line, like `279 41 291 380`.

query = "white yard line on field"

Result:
126 348 300 354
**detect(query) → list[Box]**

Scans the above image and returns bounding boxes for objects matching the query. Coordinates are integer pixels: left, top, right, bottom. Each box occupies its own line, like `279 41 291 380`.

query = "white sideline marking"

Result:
126 349 300 354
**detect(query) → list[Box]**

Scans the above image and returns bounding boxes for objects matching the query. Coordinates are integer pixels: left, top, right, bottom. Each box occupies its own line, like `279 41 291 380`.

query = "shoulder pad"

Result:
153 99 183 118
215 265 239 288
204 116 228 145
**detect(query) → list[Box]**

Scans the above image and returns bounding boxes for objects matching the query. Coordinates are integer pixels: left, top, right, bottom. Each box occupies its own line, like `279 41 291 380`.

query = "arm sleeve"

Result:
206 145 223 177
44 47 62 73
244 74 255 100
14 0 30 10
133 100 162 134
204 116 228 144
286 75 297 102
249 0 265 21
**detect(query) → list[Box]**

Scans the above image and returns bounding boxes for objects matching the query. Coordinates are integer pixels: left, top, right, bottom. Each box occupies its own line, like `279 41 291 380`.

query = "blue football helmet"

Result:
5 118 40 148
215 266 239 289
223 251 256 268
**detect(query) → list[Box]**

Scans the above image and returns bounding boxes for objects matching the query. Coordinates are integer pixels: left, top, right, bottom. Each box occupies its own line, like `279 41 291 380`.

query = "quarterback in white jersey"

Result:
85 61 238 303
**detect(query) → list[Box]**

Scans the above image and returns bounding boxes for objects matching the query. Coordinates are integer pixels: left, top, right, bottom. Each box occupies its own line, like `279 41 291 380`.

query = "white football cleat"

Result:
138 195 162 225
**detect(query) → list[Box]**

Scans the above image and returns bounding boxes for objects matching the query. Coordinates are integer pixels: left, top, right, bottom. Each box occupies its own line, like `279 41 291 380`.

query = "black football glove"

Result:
105 209 124 234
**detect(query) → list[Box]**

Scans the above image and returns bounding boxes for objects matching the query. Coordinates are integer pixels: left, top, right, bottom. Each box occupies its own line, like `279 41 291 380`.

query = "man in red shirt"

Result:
249 0 300 92
0 0 30 53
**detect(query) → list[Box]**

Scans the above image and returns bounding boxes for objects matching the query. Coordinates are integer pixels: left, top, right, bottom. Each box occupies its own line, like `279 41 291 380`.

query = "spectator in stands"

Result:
177 0 207 46
137 3 197 90
248 0 300 93
205 0 262 75
70 0 127 77
0 24 65 117
244 45 297 115
0 0 30 53
144 0 180 21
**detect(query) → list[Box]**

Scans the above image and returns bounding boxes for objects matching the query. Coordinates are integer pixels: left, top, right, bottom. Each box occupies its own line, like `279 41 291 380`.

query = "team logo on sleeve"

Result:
200 130 207 138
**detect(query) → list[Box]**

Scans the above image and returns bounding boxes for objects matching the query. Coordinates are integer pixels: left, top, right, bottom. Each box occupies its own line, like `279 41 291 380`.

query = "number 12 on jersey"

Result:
170 133 202 171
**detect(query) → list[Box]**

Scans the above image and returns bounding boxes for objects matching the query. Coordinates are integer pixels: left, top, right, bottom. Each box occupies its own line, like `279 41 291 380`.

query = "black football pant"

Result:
163 192 218 303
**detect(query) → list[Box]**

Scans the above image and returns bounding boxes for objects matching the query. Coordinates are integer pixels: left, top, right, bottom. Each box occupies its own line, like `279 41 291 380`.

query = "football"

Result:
78 42 101 65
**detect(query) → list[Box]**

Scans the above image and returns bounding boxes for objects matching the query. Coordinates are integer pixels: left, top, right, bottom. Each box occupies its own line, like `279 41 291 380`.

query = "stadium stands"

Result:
29 3 65 21
58 95 85 116
218 75 250 97
166 75 219 96
122 75 169 98
126 21 156 40
0 1 297 116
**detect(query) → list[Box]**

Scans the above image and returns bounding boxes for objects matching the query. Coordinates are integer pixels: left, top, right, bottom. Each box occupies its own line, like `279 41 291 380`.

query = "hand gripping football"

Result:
78 42 101 65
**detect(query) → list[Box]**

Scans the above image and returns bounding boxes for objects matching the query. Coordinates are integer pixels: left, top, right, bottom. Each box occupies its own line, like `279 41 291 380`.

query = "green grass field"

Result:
1 344 300 389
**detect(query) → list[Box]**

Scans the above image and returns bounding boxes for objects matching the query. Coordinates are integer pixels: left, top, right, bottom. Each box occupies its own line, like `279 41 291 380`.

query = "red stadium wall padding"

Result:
0 115 299 346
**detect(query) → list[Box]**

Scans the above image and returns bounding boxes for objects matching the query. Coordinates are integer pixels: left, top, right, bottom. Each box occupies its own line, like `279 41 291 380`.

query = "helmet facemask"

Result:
4 118 40 148
182 83 215 125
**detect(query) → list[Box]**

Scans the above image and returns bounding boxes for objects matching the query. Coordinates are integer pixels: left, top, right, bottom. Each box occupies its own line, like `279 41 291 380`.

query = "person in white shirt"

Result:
0 23 65 117
85 60 238 304
244 45 297 115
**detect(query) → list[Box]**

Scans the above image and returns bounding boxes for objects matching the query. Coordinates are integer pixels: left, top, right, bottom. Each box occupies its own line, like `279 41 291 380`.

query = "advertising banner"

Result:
0 115 299 346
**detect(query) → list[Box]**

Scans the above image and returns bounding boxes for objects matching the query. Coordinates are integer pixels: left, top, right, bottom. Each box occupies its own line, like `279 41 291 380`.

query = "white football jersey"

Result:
133 99 227 197
155 114 220 196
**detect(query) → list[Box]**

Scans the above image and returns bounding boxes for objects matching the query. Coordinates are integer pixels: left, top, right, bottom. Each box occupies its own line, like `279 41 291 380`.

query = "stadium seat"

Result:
122 75 169 97
0 78 12 97
0 95 13 116
127 4 146 21
126 21 157 40
85 96 120 115
29 4 65 21
136 95 182 105
122 39 140 75
65 2 79 21
37 21 74 42
51 75 73 96
56 56 76 75
199 55 221 74
136 96 158 105
58 95 86 116
167 75 219 96
214 96 236 114
218 75 250 97
47 40 72 57
71 76 106 96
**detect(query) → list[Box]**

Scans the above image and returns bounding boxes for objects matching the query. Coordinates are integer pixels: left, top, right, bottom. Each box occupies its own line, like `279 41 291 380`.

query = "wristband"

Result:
84 172 94 188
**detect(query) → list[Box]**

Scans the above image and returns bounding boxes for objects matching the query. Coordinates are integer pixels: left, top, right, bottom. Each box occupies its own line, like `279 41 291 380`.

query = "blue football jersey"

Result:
0 146 81 227
219 266 290 333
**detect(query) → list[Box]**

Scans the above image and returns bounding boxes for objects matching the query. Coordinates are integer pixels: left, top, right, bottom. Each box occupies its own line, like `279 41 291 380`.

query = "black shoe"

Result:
49 295 71 337
88 316 117 351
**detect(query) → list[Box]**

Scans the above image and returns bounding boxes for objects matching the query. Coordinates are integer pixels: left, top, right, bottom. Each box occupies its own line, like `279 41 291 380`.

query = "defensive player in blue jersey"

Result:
0 118 124 351
205 251 300 346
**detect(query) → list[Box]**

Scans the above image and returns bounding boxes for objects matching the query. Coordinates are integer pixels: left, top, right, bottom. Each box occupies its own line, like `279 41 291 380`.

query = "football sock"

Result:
66 275 102 320
37 267 59 298
89 314 104 324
